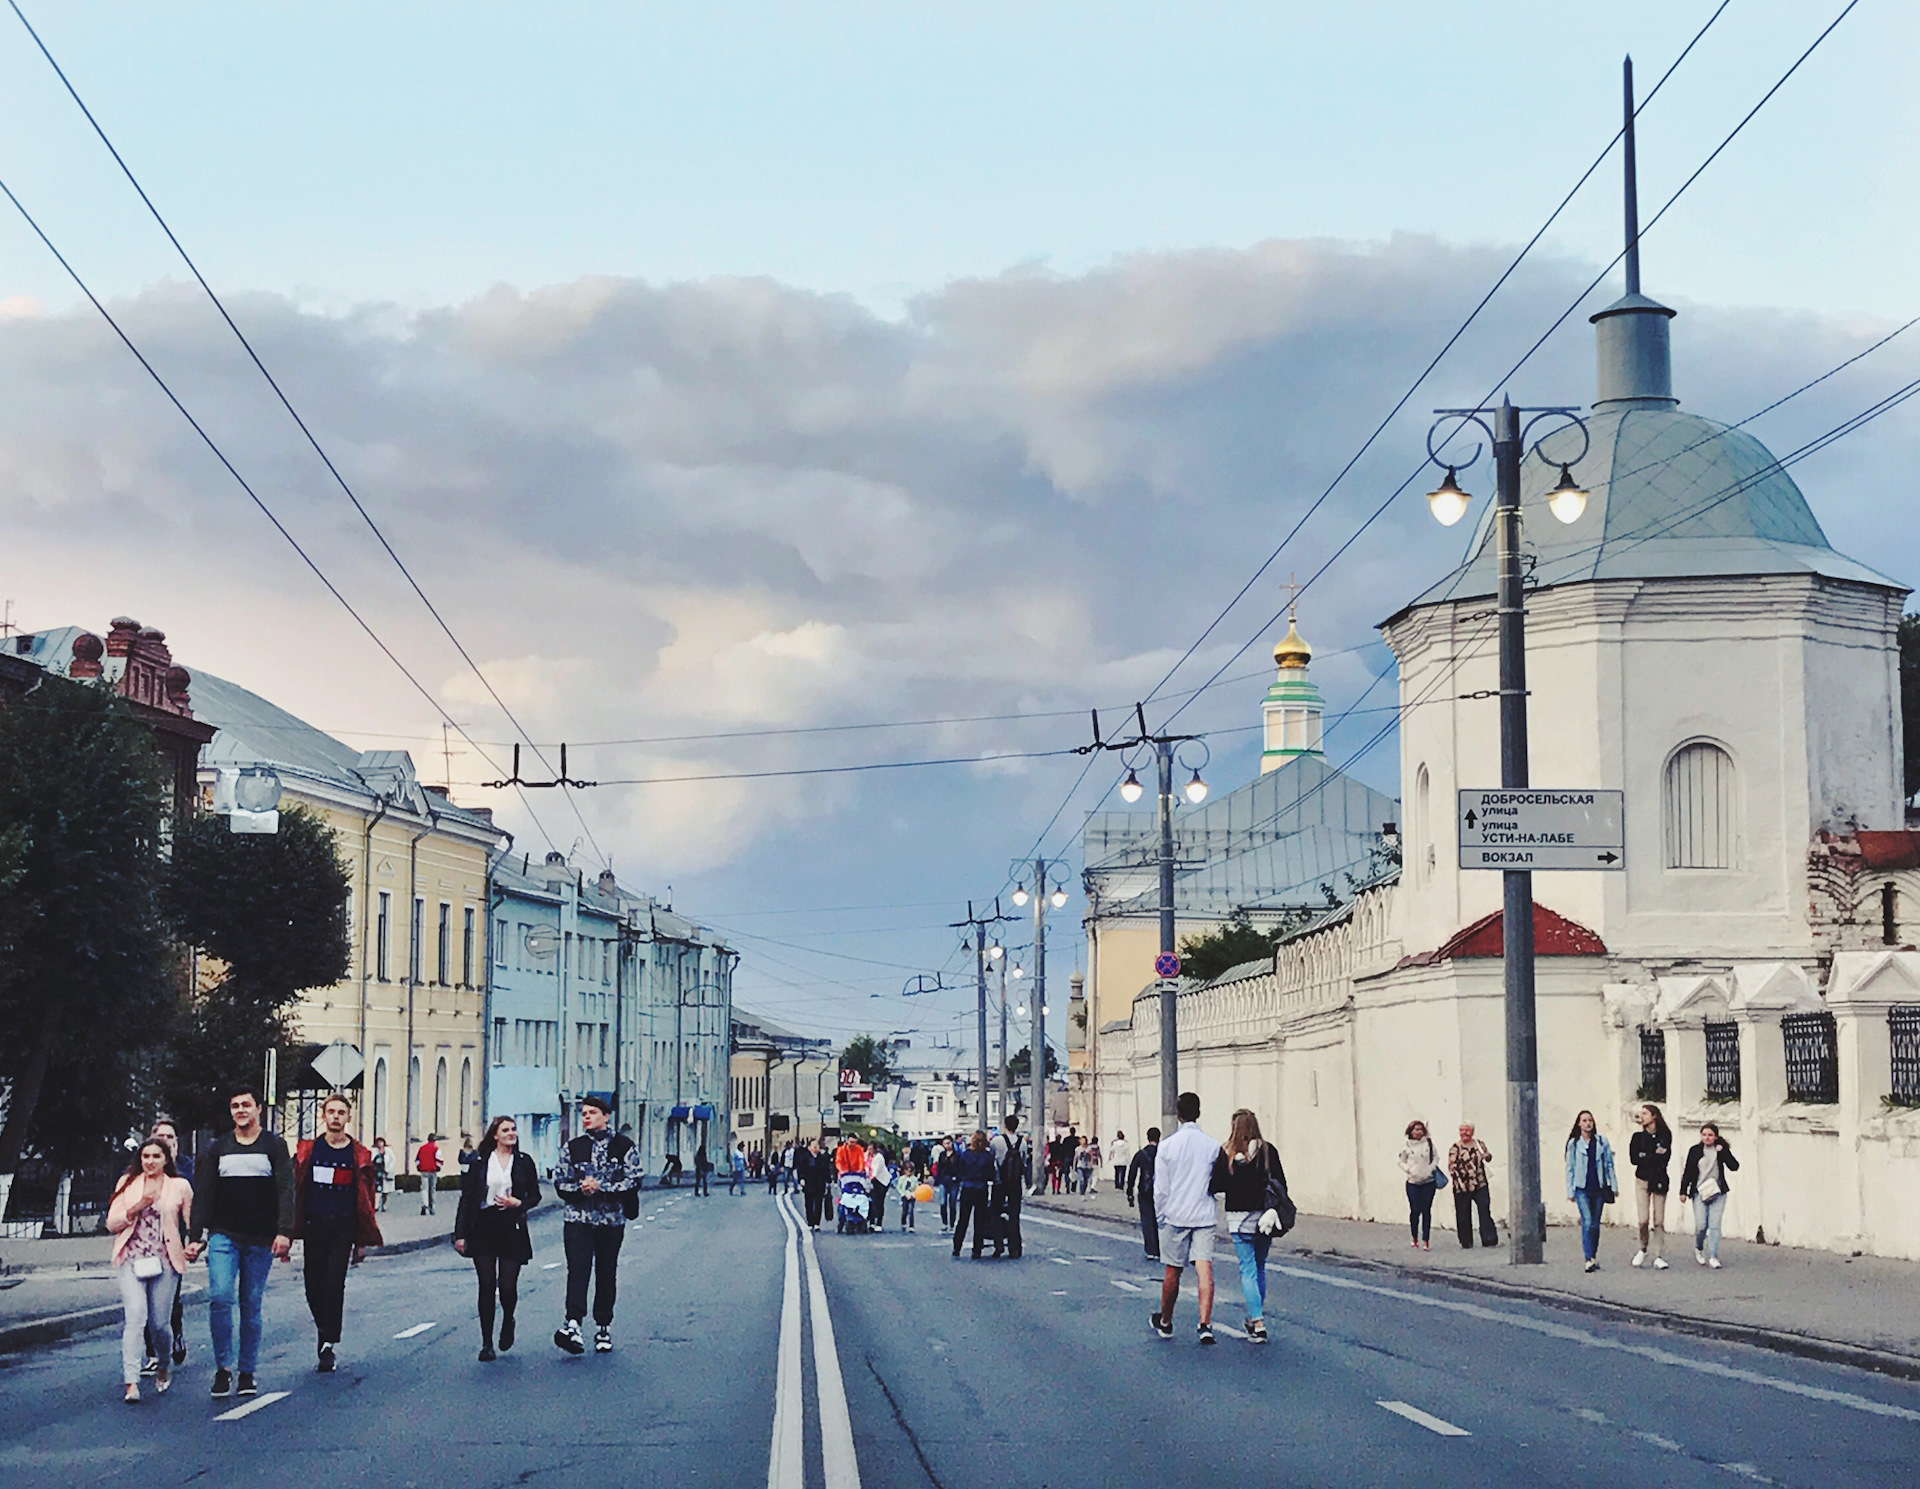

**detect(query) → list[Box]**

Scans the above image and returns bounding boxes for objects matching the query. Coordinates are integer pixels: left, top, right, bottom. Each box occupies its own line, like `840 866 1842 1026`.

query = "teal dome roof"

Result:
1411 404 1899 605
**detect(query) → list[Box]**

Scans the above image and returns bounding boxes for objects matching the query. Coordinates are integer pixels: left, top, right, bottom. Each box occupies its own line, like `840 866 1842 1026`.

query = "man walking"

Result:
729 1141 749 1196
371 1137 391 1212
553 1097 641 1355
416 1133 443 1215
292 1093 384 1372
1125 1127 1162 1264
186 1086 294 1398
1447 1122 1499 1249
1148 1095 1218 1346
989 1114 1025 1260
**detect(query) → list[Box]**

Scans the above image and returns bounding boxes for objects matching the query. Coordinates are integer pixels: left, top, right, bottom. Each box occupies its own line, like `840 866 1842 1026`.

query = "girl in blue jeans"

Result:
1564 1110 1618 1273
1211 1108 1287 1344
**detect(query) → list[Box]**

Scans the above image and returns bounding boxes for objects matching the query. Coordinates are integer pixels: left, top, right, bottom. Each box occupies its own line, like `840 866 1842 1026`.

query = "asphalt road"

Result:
3 1189 1918 1488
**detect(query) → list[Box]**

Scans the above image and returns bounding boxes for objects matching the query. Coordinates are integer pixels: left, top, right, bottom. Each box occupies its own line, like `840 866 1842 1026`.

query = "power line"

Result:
8 0 610 872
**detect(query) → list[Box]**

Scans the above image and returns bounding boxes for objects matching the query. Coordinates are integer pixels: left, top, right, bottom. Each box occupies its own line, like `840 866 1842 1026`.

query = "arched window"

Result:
1415 765 1432 883
434 1056 449 1134
1665 741 1737 869
372 1057 388 1142
406 1055 421 1138
458 1058 472 1131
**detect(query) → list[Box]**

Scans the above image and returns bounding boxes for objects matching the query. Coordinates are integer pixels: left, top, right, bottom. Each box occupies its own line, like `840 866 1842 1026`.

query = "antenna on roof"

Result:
1622 55 1641 297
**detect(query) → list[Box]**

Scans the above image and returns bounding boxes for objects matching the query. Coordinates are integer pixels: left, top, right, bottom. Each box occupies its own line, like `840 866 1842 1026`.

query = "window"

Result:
376 892 392 981
1415 764 1432 883
492 1019 506 1064
1705 1020 1741 1102
407 1055 421 1137
494 918 508 968
603 940 612 985
1891 1007 1920 1107
410 897 425 984
372 1057 388 1140
1782 1012 1838 1104
434 1056 449 1133
1665 741 1737 869
599 1024 609 1066
462 907 475 985
437 903 452 985
1637 1027 1667 1102
458 1058 472 1127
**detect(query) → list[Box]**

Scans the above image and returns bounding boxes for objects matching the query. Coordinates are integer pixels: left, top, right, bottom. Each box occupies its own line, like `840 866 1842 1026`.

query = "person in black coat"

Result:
949 1132 998 1260
1125 1128 1162 1263
799 1139 831 1231
454 1116 542 1361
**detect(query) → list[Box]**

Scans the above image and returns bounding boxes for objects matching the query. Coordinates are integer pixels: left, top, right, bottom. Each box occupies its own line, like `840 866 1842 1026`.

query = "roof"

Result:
1406 406 1903 611
1396 904 1607 967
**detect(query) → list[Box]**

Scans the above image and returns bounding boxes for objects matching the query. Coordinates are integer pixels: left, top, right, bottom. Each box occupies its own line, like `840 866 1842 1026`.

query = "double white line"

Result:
771 1194 862 1489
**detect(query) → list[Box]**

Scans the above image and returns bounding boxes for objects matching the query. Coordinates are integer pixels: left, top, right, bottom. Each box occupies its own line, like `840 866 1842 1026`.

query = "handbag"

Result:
1261 1151 1297 1238
130 1255 165 1280
1433 1167 1449 1191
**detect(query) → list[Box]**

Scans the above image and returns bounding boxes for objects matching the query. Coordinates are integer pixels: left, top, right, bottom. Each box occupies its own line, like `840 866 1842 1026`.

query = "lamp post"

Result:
1424 395 1588 1265
950 899 1010 1133
1012 861 1070 1190
1078 704 1207 1135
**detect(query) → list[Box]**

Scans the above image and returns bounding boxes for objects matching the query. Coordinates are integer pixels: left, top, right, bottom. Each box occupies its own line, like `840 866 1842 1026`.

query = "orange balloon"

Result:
915 1184 934 1203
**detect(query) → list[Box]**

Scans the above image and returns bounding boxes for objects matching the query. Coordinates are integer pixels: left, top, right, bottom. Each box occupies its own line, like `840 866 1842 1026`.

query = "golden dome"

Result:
1273 616 1312 670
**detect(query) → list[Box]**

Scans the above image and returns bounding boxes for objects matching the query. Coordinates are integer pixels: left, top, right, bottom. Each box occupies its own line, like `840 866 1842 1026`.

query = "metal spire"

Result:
1622 55 1641 296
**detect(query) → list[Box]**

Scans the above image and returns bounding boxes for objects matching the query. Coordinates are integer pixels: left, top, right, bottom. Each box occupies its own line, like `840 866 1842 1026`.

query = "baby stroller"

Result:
835 1172 871 1234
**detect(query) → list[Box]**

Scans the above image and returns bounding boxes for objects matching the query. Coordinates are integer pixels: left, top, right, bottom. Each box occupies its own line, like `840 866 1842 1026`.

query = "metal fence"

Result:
1705 1020 1741 1102
1637 1026 1667 1102
1782 1012 1839 1104
1891 1006 1920 1107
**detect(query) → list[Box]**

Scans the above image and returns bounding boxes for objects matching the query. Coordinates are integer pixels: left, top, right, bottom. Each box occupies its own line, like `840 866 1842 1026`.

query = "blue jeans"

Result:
1574 1188 1605 1261
1694 1191 1727 1260
205 1233 274 1372
1230 1231 1272 1322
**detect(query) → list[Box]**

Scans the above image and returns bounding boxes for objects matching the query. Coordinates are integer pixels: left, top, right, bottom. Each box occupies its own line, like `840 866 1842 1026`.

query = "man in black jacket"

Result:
186 1086 294 1400
1125 1127 1162 1263
552 1097 641 1355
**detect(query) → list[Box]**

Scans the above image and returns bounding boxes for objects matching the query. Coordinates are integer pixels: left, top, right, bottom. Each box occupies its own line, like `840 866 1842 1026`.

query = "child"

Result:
894 1168 919 1232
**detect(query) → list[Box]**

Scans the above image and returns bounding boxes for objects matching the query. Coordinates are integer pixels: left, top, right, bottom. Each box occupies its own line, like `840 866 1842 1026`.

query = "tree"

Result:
0 676 172 1207
839 1034 895 1089
159 805 351 1129
1901 613 1920 805
1007 1043 1059 1080
1177 904 1327 985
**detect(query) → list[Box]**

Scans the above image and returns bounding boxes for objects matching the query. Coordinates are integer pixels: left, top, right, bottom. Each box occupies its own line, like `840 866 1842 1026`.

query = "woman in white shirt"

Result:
1396 1119 1440 1250
454 1117 542 1361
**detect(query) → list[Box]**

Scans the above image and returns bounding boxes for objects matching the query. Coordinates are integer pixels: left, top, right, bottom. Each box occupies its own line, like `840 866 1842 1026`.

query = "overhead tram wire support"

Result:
1076 705 1208 1136
1012 858 1071 1190
949 900 1012 1133
483 743 598 790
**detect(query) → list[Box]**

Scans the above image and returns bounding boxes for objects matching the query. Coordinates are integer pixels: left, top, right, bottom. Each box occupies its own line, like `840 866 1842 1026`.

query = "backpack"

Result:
993 1134 1025 1195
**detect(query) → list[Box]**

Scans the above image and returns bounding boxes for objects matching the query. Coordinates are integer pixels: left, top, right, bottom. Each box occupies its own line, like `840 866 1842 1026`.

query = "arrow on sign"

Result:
1597 852 1620 864
1464 809 1478 830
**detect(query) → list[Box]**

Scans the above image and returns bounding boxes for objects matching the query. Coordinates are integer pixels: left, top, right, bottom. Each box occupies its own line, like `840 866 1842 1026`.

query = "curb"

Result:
1025 1199 1920 1384
0 1285 205 1357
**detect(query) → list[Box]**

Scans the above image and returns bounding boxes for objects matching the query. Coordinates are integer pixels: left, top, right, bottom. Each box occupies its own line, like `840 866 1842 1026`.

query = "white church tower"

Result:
1382 62 1907 965
1259 596 1325 771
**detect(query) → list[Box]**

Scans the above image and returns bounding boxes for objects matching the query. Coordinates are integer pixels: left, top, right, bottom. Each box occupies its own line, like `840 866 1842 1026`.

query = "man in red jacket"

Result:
292 1093 384 1372
417 1134 443 1216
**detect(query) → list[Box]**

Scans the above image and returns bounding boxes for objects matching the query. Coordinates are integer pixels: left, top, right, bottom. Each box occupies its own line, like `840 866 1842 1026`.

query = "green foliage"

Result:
1007 1043 1059 1080
1902 614 1920 803
1177 903 1326 985
0 677 172 1171
838 1034 894 1088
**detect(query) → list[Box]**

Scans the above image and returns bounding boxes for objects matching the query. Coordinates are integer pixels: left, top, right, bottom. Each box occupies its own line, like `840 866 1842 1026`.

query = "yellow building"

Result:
192 671 506 1164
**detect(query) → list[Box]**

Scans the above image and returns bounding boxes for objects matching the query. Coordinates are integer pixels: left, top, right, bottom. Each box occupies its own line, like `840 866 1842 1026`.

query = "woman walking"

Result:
1211 1109 1287 1343
453 1116 542 1361
935 1136 962 1234
1628 1103 1674 1270
1396 1120 1439 1250
1678 1122 1740 1269
1084 1138 1103 1194
1565 1109 1618 1272
107 1139 192 1402
950 1132 997 1259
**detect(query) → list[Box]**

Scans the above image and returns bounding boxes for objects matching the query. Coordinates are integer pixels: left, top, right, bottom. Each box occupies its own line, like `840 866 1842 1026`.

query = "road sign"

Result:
1154 952 1182 979
309 1040 365 1089
1457 789 1624 871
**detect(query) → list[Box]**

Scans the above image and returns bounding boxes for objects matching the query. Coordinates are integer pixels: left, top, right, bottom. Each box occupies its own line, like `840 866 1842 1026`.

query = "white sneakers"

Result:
1695 1249 1708 1265
1631 1250 1646 1268
1653 1257 1670 1269
1709 1257 1723 1269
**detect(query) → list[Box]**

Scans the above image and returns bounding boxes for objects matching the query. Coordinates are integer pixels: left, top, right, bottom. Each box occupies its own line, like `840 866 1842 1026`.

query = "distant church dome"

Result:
1272 617 1312 670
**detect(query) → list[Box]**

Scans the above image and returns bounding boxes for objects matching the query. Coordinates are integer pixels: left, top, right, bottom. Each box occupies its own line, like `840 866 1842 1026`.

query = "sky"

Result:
3 2 1917 1059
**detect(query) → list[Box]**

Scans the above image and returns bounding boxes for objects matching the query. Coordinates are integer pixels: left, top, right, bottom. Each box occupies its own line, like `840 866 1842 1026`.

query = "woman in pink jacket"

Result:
106 1138 193 1402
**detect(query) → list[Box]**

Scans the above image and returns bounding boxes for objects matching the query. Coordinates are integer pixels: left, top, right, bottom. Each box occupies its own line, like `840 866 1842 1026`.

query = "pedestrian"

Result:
989 1114 1025 1259
1083 1137 1102 1194
107 1138 191 1403
416 1133 443 1215
766 1145 783 1195
552 1095 642 1355
457 1132 477 1170
893 1166 918 1232
949 1131 997 1259
729 1141 748 1196
1447 1122 1498 1249
143 1119 191 1373
290 1092 384 1373
1125 1127 1162 1263
1148 1093 1219 1345
692 1144 712 1197
454 1115 541 1361
801 1138 831 1230
935 1136 961 1232
1397 1119 1440 1250
186 1085 294 1400
868 1144 892 1230
1047 1135 1064 1194
1564 1109 1618 1273
1678 1121 1740 1269
1210 1108 1289 1344
1629 1103 1674 1270
1109 1131 1131 1192
371 1136 391 1212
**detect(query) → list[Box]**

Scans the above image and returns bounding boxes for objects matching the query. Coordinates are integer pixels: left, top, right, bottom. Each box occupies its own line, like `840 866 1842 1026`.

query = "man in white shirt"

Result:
1148 1092 1219 1345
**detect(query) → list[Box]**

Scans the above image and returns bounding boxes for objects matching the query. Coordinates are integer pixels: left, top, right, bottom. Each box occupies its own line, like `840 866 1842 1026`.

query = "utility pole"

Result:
950 899 1009 1133
1015 855 1068 1194
997 953 1010 1125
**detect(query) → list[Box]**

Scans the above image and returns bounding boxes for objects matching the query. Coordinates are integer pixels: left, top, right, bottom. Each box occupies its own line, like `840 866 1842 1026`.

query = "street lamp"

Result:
1011 882 1030 907
1013 854 1070 1191
1422 394 1588 1267
1118 769 1144 803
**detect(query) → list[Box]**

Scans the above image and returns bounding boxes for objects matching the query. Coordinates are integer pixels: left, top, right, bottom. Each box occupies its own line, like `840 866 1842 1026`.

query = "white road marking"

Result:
1212 1322 1249 1340
1079 1255 1111 1262
392 1322 437 1339
1378 1401 1471 1437
1051 1257 1073 1266
213 1391 290 1422
1110 1279 1142 1293
1051 1289 1069 1296
1718 1465 1774 1483
768 1197 804 1489
797 1202 864 1489
1635 1432 1684 1452
541 1261 563 1270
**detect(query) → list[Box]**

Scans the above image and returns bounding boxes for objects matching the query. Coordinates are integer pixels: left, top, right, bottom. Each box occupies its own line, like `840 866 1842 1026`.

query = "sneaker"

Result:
478 1344 496 1362
1247 1319 1268 1344
594 1327 612 1354
1631 1250 1646 1268
154 1369 171 1394
1695 1249 1708 1265
1421 1240 1431 1251
140 1355 160 1377
123 1383 140 1405
1150 1311 1173 1340
317 1343 336 1374
554 1320 586 1355
1652 1257 1670 1270
236 1373 257 1398
210 1368 233 1399
1708 1257 1722 1269
1583 1260 1599 1273
1197 1323 1216 1346
499 1315 516 1352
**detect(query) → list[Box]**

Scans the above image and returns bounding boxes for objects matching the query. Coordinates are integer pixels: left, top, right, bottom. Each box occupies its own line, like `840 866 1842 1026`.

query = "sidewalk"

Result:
0 1202 453 1354
1027 1184 1920 1380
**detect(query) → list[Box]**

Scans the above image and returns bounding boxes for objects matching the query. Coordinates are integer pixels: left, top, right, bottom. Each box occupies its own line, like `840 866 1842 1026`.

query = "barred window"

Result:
1889 1006 1920 1107
1782 1012 1838 1104
1637 1026 1667 1102
1704 1019 1741 1102
1665 741 1736 869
